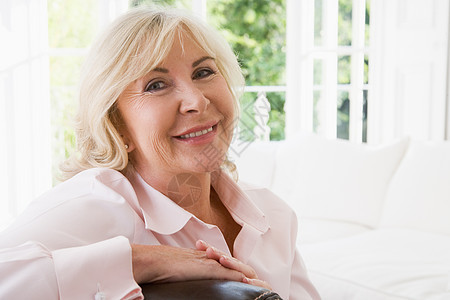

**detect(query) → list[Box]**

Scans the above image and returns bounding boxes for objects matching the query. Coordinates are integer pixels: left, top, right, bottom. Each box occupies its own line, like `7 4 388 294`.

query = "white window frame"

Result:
286 0 370 143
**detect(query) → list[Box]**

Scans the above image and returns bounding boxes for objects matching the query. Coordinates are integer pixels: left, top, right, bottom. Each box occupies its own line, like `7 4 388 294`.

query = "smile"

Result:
178 126 214 139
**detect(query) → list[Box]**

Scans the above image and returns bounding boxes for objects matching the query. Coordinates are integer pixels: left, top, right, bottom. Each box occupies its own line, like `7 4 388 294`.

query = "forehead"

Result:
159 32 212 65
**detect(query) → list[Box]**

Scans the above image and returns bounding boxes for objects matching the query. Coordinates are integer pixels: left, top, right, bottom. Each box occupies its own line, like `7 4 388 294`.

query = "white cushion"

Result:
298 218 370 244
300 229 450 300
233 140 280 189
380 140 450 235
271 134 409 228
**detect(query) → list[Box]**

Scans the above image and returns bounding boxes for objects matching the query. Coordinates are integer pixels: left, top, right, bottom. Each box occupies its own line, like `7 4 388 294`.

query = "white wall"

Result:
368 0 450 143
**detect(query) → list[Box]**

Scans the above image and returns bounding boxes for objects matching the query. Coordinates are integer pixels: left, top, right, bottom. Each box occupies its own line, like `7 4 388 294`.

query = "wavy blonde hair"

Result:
61 7 244 180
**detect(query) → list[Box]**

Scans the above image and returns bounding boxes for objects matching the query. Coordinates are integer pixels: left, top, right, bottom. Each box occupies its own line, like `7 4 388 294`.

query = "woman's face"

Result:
117 34 236 179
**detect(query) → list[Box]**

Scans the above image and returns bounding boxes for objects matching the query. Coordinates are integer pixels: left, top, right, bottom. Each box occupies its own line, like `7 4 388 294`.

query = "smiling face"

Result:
117 32 236 183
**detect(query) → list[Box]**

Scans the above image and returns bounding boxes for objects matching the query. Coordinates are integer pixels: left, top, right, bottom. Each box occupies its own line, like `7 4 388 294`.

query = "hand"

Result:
131 244 245 284
195 240 272 290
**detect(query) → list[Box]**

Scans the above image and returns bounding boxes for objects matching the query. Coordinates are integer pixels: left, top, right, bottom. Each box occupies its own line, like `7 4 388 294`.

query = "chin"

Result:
188 154 226 174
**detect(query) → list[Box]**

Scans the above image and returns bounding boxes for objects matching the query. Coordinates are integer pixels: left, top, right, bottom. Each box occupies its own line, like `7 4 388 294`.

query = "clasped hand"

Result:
131 240 271 290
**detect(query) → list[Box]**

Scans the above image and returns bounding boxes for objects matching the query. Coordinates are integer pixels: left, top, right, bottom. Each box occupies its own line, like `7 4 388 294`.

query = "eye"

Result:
192 68 215 80
145 80 167 93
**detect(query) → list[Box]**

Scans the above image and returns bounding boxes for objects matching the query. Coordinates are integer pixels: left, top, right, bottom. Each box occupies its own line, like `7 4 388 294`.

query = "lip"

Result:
175 121 219 137
173 121 219 145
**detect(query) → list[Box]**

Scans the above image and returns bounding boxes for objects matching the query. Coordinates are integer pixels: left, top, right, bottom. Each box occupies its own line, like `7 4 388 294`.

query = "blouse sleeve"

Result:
0 237 142 300
0 169 144 299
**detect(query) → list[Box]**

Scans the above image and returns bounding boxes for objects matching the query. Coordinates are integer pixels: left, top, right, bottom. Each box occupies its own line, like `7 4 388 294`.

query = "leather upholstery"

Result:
140 280 283 299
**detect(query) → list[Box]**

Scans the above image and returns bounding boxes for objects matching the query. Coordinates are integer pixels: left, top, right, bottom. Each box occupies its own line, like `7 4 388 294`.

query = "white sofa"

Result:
232 133 450 300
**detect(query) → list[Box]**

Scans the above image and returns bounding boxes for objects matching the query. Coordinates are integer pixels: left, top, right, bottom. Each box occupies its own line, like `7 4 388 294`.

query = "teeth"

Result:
179 126 213 139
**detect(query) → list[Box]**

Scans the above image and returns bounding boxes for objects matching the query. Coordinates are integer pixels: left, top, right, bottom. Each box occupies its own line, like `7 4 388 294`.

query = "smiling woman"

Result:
0 7 320 300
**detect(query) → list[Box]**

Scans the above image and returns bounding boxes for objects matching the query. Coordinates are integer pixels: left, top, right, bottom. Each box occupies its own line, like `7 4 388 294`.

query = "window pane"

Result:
338 55 351 84
208 0 286 141
49 56 85 86
314 0 323 46
49 56 84 183
266 92 285 141
48 0 98 48
363 89 368 142
364 54 369 84
313 90 322 133
238 92 258 142
51 87 77 183
207 0 286 86
238 91 285 142
365 0 371 46
314 59 324 85
338 0 352 46
337 90 349 140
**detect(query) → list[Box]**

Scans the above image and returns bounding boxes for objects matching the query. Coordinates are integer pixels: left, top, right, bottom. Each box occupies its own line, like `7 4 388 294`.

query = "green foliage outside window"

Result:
207 0 286 141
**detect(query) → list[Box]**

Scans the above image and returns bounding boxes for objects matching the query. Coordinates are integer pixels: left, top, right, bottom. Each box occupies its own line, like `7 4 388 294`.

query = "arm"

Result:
0 170 143 299
0 237 141 300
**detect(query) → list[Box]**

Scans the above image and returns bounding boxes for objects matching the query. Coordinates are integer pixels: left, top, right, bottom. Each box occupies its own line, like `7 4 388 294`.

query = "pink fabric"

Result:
0 168 320 299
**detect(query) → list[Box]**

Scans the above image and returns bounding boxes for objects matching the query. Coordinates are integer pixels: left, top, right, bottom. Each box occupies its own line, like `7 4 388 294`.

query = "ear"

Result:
111 105 136 153
119 131 136 153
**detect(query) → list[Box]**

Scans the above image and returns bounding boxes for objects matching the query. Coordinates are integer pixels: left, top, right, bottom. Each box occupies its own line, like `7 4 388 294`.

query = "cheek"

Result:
148 131 173 164
219 92 237 136
125 101 177 161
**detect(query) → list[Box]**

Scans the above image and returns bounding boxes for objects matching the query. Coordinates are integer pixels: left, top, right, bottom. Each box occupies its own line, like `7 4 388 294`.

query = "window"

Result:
286 0 370 143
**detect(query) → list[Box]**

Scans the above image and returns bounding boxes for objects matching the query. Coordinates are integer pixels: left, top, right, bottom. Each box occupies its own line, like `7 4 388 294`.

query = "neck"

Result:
135 166 213 218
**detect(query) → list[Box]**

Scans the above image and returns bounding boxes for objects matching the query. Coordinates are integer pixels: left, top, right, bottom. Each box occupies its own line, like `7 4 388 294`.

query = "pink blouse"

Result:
0 168 320 299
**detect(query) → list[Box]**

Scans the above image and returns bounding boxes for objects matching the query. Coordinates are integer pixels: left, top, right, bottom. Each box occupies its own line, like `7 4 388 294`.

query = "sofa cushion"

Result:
299 229 450 300
270 134 409 228
233 140 279 189
298 218 370 244
380 140 450 235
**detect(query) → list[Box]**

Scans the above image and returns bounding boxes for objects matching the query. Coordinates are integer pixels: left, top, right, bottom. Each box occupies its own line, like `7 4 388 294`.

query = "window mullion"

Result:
286 0 314 138
349 0 366 143
323 0 338 139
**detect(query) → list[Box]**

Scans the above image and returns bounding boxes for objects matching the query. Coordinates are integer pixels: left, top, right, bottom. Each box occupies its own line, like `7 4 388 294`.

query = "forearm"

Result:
0 237 142 300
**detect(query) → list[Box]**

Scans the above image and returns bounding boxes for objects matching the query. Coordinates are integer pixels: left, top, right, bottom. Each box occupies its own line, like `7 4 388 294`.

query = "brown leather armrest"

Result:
140 279 283 299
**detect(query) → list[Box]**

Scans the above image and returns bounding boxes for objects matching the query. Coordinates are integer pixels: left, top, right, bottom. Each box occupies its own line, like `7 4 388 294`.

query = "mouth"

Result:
178 126 214 139
173 123 219 144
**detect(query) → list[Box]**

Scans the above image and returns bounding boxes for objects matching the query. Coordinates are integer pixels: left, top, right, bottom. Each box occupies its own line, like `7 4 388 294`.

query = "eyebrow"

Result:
150 56 215 74
192 56 215 68
152 67 169 73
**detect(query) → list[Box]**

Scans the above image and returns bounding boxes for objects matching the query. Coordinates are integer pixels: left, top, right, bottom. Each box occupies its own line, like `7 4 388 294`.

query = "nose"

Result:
178 83 210 115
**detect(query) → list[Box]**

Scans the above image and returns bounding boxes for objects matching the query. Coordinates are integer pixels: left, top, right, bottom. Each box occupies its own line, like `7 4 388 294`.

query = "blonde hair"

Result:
61 7 244 180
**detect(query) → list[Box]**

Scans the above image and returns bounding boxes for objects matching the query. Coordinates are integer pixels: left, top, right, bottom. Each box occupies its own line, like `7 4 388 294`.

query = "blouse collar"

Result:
126 169 269 235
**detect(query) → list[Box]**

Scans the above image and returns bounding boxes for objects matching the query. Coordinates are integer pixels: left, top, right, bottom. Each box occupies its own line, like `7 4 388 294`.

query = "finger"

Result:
219 255 258 279
196 240 228 261
243 277 272 290
195 240 209 251
196 240 258 280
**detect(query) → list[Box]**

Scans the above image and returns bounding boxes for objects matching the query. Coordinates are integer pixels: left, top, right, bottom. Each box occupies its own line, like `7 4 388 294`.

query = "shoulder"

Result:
1 168 139 248
49 168 133 199
33 168 139 217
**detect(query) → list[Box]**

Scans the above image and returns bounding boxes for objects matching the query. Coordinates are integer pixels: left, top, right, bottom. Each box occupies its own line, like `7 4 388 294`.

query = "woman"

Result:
0 7 320 300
